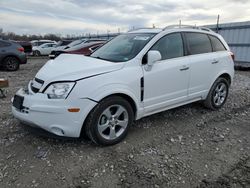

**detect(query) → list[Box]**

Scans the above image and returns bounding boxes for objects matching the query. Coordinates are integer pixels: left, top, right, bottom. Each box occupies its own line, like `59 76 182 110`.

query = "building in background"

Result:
206 21 250 66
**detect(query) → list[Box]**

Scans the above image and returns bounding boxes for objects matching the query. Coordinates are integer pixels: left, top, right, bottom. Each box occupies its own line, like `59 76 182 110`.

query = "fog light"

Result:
51 127 64 136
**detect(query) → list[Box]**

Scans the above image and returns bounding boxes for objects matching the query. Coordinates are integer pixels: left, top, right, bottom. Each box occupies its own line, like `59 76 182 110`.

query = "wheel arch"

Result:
204 71 232 99
100 93 137 117
218 73 232 85
2 54 21 64
1 55 21 69
210 71 233 89
80 92 141 138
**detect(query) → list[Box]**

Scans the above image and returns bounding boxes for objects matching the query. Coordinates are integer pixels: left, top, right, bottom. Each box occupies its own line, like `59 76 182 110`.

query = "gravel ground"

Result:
0 58 249 188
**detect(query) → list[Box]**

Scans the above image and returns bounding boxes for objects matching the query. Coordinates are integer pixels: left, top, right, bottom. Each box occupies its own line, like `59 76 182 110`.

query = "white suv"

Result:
12 26 234 145
32 42 57 56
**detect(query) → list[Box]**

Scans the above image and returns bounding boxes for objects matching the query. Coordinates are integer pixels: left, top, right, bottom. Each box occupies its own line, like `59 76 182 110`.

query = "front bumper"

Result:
12 88 97 138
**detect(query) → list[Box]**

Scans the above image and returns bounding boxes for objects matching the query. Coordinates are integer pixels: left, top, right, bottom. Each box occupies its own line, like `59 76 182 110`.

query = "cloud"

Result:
0 0 250 35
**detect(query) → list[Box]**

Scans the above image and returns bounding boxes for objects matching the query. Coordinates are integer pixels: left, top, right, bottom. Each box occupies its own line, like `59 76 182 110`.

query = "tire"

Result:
33 50 41 56
4 56 20 71
85 96 134 146
204 77 229 110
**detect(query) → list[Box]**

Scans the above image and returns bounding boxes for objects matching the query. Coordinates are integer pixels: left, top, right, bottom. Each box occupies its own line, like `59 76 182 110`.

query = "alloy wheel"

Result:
213 82 227 106
97 105 129 140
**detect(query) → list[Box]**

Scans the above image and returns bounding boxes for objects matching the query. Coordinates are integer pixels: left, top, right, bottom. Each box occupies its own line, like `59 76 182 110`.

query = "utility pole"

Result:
107 29 110 39
179 20 182 27
216 15 220 33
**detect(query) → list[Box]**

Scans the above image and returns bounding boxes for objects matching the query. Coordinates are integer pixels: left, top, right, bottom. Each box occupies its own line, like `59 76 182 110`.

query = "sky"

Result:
0 0 250 35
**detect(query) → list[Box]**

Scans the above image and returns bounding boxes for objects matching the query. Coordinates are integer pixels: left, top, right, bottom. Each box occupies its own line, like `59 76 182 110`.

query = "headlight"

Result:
44 82 75 99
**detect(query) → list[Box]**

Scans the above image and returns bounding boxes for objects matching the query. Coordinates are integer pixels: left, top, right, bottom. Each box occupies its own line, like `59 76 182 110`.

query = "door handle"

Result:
180 66 189 71
211 60 219 64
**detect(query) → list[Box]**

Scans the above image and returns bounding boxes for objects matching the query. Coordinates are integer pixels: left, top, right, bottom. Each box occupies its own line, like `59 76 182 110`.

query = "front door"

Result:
143 33 190 114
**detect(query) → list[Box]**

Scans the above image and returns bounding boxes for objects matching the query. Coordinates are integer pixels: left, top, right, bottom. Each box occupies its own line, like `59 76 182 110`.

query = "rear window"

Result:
185 33 212 55
209 35 226 52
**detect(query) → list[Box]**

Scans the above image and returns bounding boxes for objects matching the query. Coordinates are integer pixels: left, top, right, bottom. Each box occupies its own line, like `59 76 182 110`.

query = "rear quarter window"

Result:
185 33 212 55
209 35 226 52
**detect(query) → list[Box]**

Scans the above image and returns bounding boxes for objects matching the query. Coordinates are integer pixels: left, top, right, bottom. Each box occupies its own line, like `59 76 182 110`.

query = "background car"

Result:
63 38 106 49
31 40 56 47
49 41 106 59
52 40 73 51
0 39 27 71
32 42 57 56
15 41 32 55
50 39 106 57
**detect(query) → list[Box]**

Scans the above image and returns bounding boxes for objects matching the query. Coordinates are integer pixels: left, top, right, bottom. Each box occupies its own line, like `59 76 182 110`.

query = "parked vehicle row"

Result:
49 41 106 59
32 38 106 57
12 26 235 145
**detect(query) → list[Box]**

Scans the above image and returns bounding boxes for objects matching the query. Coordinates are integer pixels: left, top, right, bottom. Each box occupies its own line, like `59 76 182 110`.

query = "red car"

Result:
49 41 106 59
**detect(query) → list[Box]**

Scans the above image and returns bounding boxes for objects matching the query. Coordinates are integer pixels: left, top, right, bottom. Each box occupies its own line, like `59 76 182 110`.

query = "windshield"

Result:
91 33 155 62
68 39 85 47
55 41 63 47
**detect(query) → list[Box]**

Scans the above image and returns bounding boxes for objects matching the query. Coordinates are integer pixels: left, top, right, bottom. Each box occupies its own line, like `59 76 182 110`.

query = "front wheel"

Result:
204 77 229 110
85 96 134 145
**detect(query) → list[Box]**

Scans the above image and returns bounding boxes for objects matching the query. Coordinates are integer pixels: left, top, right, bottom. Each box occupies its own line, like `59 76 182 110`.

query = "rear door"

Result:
184 32 215 99
41 43 55 55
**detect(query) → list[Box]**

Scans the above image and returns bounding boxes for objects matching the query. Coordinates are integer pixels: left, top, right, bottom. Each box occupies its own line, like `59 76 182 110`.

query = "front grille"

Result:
31 85 39 93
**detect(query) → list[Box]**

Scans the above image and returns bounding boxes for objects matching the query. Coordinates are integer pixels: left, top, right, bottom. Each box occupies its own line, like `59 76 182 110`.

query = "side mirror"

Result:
145 50 161 71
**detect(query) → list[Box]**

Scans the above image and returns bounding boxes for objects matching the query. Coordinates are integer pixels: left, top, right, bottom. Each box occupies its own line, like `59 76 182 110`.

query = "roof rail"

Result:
163 25 214 32
128 27 160 32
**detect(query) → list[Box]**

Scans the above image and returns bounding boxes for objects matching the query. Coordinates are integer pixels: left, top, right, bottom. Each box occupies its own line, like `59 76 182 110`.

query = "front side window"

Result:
186 33 212 55
91 33 155 62
209 35 226 52
151 33 184 60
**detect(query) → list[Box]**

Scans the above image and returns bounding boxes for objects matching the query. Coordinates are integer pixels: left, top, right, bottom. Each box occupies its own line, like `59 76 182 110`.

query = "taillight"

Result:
229 52 235 61
18 47 24 52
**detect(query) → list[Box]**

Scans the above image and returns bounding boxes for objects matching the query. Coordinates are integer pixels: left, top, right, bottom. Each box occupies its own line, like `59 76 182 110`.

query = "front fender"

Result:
89 84 144 120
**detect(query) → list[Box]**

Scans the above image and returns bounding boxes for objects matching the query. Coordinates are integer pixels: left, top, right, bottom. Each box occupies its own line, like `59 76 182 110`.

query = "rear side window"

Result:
185 33 212 55
209 35 226 52
48 44 55 47
151 33 184 60
0 41 10 48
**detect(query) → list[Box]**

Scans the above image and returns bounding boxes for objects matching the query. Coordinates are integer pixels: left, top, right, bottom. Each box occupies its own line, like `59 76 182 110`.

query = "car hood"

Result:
35 54 124 82
53 45 66 51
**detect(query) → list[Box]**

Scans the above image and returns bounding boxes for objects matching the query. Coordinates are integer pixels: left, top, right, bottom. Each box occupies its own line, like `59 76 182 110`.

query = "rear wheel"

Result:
85 96 134 145
4 56 20 71
204 77 229 110
33 50 41 56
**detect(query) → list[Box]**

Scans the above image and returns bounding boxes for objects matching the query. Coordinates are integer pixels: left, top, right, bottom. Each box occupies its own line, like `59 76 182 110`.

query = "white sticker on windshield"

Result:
133 36 150 41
